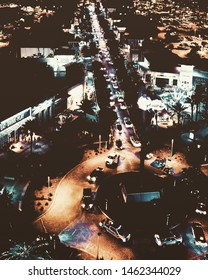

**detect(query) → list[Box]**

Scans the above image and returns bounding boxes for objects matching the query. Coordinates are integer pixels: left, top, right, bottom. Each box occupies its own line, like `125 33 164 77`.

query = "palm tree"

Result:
193 85 204 122
192 93 202 122
0 189 14 234
186 96 195 121
22 120 39 154
169 101 187 125
79 99 97 117
0 241 52 260
201 94 208 124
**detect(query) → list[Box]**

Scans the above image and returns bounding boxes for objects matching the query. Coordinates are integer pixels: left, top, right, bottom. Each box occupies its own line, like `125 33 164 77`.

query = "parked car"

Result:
106 153 120 167
87 167 104 184
154 230 183 247
130 136 141 148
9 143 24 153
191 223 207 247
99 218 131 243
145 153 153 160
163 167 174 175
195 202 207 215
81 188 93 211
124 117 133 128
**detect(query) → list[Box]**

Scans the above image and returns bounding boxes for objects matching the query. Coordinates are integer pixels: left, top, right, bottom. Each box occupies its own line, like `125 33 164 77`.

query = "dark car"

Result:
81 188 93 211
115 139 123 150
130 136 141 148
87 167 104 183
116 123 122 133
191 223 207 247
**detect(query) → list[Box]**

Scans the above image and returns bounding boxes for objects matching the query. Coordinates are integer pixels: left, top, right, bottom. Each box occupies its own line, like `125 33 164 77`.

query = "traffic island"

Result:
22 178 60 220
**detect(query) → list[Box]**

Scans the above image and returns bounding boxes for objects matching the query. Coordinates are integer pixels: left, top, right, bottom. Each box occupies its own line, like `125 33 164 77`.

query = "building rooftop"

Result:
0 58 60 121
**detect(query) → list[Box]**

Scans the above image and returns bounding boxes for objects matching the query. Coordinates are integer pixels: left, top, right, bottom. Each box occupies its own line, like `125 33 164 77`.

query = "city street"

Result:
1 0 208 261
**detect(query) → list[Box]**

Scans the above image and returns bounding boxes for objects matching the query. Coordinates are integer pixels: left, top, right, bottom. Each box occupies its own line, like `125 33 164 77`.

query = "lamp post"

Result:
96 232 102 260
137 95 152 172
47 176 51 194
98 134 101 152
170 138 174 157
166 213 171 227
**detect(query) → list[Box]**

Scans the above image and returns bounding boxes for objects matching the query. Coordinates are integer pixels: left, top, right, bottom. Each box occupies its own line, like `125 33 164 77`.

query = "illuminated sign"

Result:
0 108 31 132
67 84 84 110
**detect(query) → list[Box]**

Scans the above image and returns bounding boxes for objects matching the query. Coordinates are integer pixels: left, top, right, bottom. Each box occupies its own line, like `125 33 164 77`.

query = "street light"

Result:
96 232 102 260
98 134 101 152
137 95 152 172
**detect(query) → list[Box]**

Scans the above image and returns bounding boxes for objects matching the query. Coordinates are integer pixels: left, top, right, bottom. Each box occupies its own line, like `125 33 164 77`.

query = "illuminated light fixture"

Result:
137 95 152 111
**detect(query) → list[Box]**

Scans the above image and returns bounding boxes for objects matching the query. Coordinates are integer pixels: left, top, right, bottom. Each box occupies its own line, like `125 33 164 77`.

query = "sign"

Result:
0 108 31 132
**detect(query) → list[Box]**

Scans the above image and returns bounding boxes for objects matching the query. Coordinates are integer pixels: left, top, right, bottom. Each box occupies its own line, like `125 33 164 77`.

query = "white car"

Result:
99 218 131 243
106 153 120 167
195 202 207 215
117 96 124 103
120 102 127 110
145 153 153 160
9 143 25 153
124 117 133 128
130 136 141 148
154 230 183 247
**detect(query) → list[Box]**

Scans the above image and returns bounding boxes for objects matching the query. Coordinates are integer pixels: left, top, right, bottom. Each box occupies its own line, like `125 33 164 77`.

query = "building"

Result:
0 57 86 149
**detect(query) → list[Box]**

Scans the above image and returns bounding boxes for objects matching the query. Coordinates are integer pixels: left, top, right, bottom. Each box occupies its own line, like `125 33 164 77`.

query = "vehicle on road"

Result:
116 123 122 133
195 202 207 216
106 153 120 167
154 230 183 247
129 136 141 148
124 117 133 128
117 96 124 103
87 167 104 184
191 223 207 247
115 139 123 150
119 102 127 110
81 188 93 211
99 218 131 243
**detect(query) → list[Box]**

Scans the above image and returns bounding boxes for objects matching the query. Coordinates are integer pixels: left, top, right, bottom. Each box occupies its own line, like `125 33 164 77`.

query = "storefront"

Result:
32 98 54 123
0 108 32 149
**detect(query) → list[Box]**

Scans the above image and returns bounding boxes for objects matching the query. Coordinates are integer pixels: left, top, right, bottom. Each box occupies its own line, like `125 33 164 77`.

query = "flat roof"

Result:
0 58 62 121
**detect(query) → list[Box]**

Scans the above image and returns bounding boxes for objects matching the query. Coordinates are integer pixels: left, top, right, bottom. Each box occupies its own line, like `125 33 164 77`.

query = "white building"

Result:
0 97 55 149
